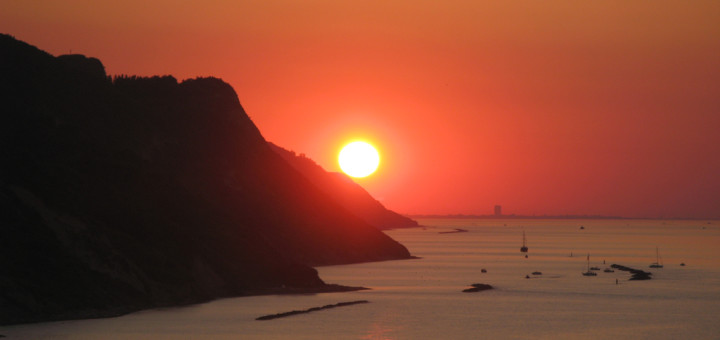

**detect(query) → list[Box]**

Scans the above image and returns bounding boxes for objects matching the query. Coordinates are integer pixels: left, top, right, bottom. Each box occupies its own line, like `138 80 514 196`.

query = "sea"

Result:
2 218 719 339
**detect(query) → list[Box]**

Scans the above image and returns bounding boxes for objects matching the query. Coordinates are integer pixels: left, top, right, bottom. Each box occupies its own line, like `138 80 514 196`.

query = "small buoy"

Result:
481 268 487 273
524 254 528 258
525 275 530 279
680 262 686 266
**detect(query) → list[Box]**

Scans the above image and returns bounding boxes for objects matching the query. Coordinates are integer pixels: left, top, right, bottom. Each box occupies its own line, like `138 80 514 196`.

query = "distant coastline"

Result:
405 214 716 220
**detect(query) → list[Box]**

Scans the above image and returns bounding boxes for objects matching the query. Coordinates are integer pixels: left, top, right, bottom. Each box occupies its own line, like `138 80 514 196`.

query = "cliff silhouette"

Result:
270 143 418 230
0 34 411 325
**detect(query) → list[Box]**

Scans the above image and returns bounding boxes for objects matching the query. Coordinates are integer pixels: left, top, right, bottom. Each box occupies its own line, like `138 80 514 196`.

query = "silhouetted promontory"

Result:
270 143 419 230
0 34 411 325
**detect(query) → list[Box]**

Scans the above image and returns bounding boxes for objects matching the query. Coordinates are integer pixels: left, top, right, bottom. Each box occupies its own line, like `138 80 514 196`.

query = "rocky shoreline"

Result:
256 300 370 320
439 228 469 234
610 264 653 280
4 284 368 326
241 284 368 297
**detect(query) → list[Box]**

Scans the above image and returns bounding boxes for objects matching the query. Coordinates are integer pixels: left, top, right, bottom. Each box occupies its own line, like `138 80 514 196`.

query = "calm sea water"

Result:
2 219 719 339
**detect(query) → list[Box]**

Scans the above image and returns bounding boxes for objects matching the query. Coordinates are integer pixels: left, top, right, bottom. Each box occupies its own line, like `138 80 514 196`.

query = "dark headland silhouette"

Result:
0 34 413 325
270 143 419 230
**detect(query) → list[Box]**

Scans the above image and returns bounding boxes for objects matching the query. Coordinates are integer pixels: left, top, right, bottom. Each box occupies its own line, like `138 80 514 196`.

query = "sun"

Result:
338 141 380 178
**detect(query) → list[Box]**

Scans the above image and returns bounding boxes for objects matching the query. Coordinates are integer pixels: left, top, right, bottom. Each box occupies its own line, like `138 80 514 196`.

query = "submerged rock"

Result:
256 300 370 320
462 283 494 293
610 264 653 280
438 228 468 234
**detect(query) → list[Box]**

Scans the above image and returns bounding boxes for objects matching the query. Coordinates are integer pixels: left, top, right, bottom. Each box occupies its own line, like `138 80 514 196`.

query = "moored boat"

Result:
649 247 664 268
582 254 597 276
520 231 528 252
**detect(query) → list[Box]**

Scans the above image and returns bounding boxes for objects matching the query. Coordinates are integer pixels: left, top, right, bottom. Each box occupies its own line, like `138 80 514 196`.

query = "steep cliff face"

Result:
0 34 411 325
270 143 419 230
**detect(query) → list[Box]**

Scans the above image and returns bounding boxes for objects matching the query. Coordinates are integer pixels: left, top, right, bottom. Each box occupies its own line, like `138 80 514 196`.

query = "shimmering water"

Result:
2 219 719 339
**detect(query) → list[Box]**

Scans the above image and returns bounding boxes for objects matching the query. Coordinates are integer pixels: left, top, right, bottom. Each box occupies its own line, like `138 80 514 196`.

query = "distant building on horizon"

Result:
494 205 502 216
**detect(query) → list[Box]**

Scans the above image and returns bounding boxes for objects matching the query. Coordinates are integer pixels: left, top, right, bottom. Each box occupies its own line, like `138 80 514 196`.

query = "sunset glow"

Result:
338 141 380 178
3 1 718 218
2 2 720 337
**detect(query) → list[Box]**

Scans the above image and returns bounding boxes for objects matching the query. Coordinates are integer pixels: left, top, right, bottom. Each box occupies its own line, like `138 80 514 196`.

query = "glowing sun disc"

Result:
338 141 380 178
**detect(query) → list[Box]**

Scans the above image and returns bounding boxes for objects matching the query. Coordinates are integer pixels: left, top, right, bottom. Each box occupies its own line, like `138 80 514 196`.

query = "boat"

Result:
520 231 528 252
649 247 664 268
582 254 597 276
590 266 601 271
532 271 542 275
603 268 615 273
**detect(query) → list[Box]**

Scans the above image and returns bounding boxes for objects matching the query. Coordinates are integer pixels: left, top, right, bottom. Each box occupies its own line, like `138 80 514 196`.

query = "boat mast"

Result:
587 254 590 272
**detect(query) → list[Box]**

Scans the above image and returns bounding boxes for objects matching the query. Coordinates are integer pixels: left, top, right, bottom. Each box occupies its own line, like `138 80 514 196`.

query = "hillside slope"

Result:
270 143 418 230
0 34 411 325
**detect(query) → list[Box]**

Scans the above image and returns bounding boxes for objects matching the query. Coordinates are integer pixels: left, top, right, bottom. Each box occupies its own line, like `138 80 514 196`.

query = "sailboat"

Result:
582 254 597 276
649 247 664 268
520 231 528 252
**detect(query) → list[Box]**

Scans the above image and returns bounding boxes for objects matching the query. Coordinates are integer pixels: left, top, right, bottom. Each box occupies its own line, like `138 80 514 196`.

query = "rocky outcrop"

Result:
56 54 107 80
462 283 494 293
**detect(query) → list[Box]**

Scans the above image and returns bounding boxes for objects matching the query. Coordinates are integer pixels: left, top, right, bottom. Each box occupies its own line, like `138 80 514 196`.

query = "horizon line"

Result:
403 213 719 221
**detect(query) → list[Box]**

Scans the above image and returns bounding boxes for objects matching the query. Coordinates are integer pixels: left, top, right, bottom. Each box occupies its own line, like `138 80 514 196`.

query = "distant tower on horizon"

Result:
494 205 502 216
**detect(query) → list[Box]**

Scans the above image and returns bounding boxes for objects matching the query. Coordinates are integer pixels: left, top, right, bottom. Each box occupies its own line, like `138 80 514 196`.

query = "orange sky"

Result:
2 1 719 218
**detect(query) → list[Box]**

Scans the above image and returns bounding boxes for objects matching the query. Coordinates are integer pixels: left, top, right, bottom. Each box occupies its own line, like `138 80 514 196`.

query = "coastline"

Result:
2 284 368 327
407 215 718 221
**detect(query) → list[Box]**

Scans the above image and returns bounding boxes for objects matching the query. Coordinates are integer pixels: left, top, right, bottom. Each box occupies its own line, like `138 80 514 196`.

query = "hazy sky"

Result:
2 1 719 218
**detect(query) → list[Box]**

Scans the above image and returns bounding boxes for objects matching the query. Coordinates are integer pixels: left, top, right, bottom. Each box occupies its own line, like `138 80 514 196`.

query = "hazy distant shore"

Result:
406 214 717 220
